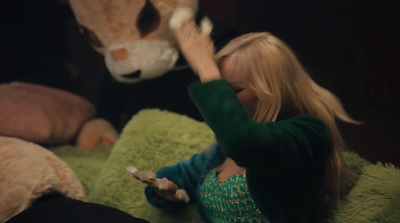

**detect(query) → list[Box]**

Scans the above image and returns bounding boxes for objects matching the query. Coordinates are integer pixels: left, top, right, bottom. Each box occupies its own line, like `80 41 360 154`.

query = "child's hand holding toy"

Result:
126 166 189 203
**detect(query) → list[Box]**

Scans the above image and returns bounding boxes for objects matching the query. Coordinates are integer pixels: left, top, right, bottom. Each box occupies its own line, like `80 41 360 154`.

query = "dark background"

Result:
1 0 399 165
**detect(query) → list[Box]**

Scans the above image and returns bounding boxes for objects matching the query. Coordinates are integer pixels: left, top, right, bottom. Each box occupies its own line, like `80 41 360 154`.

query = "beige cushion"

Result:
0 136 85 223
0 82 96 144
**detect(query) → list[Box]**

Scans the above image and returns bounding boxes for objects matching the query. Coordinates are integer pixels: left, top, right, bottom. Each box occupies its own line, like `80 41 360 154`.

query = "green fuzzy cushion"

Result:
51 144 112 197
54 109 400 223
328 163 400 223
89 109 214 222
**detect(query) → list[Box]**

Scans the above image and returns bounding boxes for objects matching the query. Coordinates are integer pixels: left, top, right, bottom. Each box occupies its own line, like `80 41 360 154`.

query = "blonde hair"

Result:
215 32 360 212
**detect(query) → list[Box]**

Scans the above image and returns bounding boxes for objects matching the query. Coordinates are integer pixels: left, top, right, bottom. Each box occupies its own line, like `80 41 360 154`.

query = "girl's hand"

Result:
152 177 181 202
132 173 181 202
131 172 156 185
174 20 221 82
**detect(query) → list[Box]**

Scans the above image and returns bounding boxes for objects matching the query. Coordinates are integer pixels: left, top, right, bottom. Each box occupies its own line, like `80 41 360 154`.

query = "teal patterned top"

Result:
199 171 269 222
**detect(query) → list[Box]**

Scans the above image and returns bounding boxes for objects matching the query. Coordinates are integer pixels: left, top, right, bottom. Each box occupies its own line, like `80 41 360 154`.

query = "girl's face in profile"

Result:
220 56 259 118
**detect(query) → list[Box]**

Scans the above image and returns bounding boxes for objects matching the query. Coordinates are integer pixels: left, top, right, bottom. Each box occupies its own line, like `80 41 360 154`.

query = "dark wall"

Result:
0 0 106 104
1 0 71 87
333 0 400 165
201 0 400 165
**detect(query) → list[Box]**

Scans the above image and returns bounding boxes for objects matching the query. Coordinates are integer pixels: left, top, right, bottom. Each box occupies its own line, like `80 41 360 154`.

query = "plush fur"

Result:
55 109 214 222
0 82 96 144
169 6 196 31
169 6 213 35
53 109 400 223
68 0 219 150
69 0 199 84
0 136 85 223
75 118 119 151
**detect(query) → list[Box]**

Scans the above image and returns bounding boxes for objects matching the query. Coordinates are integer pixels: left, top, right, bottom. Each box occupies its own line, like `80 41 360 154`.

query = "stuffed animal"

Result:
68 0 238 150
68 0 199 84
0 136 85 223
0 81 118 151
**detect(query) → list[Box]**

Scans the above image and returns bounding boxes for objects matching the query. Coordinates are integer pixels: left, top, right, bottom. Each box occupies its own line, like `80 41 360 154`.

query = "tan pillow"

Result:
0 82 96 144
0 136 85 223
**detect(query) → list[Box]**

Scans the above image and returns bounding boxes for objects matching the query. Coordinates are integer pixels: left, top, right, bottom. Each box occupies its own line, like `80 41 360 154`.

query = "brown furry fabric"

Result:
0 136 84 223
0 82 96 144
69 0 198 50
68 0 198 83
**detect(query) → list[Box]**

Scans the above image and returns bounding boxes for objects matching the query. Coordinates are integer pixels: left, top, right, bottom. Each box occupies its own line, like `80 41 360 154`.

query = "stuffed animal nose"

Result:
111 48 129 61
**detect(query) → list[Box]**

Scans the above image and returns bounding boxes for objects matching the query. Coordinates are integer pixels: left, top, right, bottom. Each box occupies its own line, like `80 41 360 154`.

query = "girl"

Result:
138 20 359 223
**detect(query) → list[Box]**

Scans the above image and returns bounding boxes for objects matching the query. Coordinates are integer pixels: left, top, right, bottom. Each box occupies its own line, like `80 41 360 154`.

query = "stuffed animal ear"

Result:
169 6 213 35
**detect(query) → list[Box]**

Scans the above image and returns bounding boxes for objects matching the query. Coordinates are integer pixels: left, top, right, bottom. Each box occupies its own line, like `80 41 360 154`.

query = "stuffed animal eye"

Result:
137 0 160 35
79 25 103 48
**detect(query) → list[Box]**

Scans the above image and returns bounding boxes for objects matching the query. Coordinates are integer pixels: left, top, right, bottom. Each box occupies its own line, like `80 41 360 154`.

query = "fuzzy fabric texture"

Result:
75 118 119 151
0 82 96 144
57 109 213 222
53 109 400 223
68 0 198 83
0 136 85 223
328 162 400 223
88 109 214 222
169 6 213 36
51 144 113 196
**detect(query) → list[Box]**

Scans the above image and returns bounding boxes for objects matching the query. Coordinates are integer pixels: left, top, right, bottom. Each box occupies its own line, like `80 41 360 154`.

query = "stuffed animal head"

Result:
69 0 198 83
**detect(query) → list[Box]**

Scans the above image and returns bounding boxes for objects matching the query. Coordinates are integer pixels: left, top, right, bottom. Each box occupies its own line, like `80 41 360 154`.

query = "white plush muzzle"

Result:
105 40 179 84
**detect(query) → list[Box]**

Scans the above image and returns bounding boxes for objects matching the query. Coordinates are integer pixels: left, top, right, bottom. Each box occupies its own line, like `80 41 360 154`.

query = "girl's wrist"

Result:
197 64 221 83
199 73 221 82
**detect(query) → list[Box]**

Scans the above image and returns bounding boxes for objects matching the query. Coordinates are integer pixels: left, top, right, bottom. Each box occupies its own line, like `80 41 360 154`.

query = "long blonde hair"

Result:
215 32 360 211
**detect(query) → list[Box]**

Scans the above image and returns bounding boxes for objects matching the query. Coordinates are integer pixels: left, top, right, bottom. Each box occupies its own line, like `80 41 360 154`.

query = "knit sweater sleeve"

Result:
188 80 331 175
144 144 216 209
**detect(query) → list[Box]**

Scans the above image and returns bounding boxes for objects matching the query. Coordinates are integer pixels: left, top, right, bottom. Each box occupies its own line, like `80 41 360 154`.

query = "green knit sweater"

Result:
145 80 331 223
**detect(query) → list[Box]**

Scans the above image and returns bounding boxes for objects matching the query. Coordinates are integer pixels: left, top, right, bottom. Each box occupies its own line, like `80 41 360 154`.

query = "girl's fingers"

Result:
131 173 140 180
175 20 199 42
131 173 156 185
145 178 156 184
159 177 178 191
179 20 197 32
174 191 181 200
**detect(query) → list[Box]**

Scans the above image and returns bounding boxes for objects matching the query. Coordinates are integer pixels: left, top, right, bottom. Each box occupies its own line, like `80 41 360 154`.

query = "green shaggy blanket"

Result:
52 109 400 223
